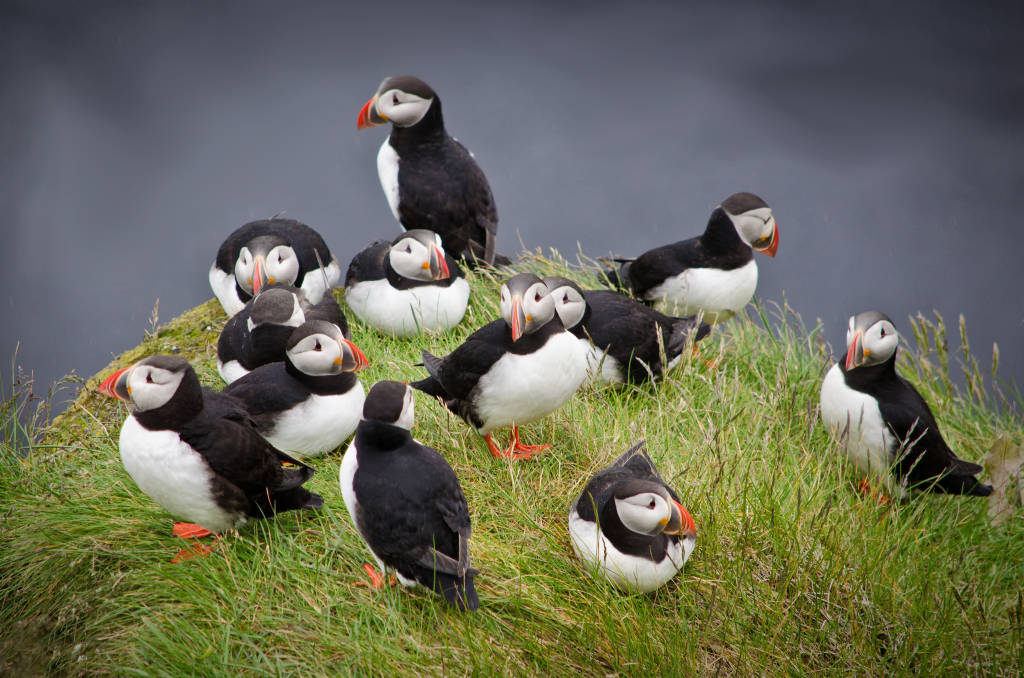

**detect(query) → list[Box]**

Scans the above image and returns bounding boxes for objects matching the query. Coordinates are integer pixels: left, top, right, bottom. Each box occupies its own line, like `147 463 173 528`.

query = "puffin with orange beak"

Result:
356 75 502 266
820 311 992 498
210 217 340 317
97 355 323 561
222 320 369 458
606 192 779 323
412 273 588 459
344 229 470 336
568 441 697 592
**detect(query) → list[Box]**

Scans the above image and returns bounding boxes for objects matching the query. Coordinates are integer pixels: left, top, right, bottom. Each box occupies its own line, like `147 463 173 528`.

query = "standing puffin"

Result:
412 274 588 459
819 311 992 498
345 229 470 336
209 218 341 317
339 381 478 611
98 355 323 556
543 276 711 384
607 192 779 322
217 285 349 384
357 75 501 266
222 320 369 458
568 441 697 592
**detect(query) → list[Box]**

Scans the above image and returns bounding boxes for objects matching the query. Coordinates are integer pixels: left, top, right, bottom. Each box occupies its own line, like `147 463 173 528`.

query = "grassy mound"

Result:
2 253 1022 676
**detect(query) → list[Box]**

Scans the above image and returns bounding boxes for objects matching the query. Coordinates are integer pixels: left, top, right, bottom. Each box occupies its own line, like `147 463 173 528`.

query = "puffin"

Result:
98 355 323 558
217 285 348 384
606 192 779 322
344 229 470 336
819 311 992 498
339 380 478 611
568 441 697 593
222 320 369 458
356 75 502 266
209 217 341 317
543 276 711 384
412 273 588 459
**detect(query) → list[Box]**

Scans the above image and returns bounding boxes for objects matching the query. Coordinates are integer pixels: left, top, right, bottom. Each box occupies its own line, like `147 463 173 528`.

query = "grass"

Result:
1 251 1022 676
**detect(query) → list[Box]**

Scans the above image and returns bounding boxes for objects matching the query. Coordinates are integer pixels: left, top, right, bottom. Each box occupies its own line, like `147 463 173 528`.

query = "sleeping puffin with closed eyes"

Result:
357 75 503 266
98 355 323 560
217 284 349 384
209 218 341 317
345 229 470 336
543 276 711 384
340 380 478 611
819 310 992 498
222 320 369 458
606 192 778 323
569 440 697 592
411 273 588 459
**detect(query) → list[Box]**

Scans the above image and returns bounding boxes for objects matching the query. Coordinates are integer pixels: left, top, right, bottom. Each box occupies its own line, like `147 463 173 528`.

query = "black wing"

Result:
344 240 390 287
626 238 704 298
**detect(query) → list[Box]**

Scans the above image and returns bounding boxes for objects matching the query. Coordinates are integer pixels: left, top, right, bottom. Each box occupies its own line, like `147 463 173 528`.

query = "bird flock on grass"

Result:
98 75 993 611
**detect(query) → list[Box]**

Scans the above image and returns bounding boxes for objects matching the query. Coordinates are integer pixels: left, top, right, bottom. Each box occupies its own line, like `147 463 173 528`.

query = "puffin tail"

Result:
436 572 479 612
934 458 992 497
411 351 449 398
253 487 324 518
666 316 712 356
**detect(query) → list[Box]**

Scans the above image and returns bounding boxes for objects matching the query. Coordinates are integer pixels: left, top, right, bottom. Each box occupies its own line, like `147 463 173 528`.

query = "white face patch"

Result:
263 245 300 287
500 281 555 335
395 386 415 430
546 284 586 330
375 89 433 127
288 331 344 376
125 364 186 413
729 207 776 249
389 236 435 280
860 319 900 366
615 492 673 535
234 246 257 294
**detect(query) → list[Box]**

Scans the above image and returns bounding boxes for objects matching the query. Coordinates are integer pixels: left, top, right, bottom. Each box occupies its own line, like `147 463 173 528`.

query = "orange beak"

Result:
664 500 697 537
341 339 370 372
845 330 864 371
510 299 524 342
432 245 450 280
251 257 265 295
756 222 779 258
357 96 386 130
98 366 131 400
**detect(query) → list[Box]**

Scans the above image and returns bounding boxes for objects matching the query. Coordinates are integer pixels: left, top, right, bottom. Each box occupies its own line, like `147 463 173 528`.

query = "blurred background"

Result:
2 0 1022 413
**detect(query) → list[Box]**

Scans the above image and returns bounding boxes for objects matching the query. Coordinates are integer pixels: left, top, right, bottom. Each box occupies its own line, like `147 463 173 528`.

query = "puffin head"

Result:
362 380 415 430
612 478 697 539
499 274 554 342
235 234 300 297
541 276 587 331
844 310 899 371
388 229 451 281
246 286 306 333
98 355 194 413
286 320 369 376
720 192 778 258
357 75 437 130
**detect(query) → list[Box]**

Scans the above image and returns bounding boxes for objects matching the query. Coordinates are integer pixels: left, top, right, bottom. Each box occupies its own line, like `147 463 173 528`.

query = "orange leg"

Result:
484 428 550 460
362 563 385 588
857 477 890 505
170 538 217 564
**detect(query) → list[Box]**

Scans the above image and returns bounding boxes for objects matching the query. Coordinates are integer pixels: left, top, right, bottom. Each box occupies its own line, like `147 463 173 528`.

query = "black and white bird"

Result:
568 441 697 593
222 320 369 458
412 274 588 459
98 355 323 552
345 229 470 336
217 285 348 384
357 75 501 266
210 218 341 317
339 381 478 611
607 192 779 323
543 276 711 384
819 311 992 498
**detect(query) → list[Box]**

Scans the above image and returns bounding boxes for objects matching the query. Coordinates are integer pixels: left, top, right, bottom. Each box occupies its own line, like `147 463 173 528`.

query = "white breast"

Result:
377 139 402 223
298 258 341 306
264 383 365 458
119 416 242 533
471 331 588 433
819 363 900 491
578 339 623 384
217 358 249 384
646 259 758 321
346 277 470 336
568 509 692 593
209 263 245 317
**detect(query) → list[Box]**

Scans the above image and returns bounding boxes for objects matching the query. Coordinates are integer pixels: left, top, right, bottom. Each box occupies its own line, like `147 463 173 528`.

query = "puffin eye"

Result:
392 94 399 105
880 328 886 337
648 499 656 509
314 340 322 351
145 373 153 384
562 294 570 304
405 245 412 253
534 292 542 303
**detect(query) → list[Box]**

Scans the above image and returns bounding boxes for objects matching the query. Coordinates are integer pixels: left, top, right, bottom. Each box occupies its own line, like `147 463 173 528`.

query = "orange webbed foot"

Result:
170 540 215 564
173 522 213 539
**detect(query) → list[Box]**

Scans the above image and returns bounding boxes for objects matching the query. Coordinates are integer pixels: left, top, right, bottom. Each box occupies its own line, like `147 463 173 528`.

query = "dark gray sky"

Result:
3 0 1023 408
